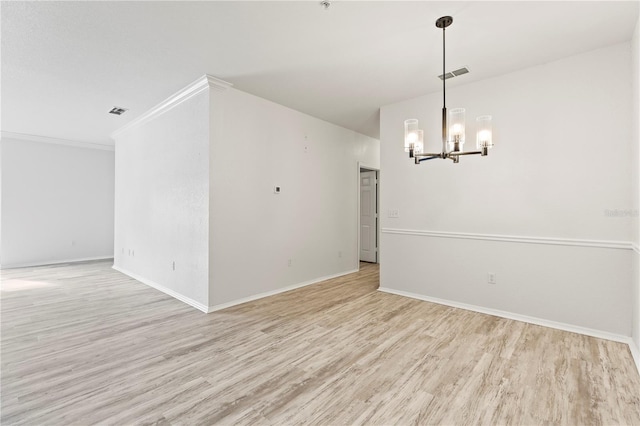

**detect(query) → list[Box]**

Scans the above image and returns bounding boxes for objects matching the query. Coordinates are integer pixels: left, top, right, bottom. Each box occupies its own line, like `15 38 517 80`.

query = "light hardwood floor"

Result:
1 260 639 425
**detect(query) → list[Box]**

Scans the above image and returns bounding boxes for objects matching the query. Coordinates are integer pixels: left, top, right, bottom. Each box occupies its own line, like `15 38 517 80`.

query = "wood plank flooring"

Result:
1 260 639 425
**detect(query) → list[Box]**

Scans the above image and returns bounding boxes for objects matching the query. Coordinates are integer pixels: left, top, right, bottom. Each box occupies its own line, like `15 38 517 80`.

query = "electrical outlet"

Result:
172 261 176 271
338 251 342 258
488 273 496 285
388 209 400 218
288 259 292 267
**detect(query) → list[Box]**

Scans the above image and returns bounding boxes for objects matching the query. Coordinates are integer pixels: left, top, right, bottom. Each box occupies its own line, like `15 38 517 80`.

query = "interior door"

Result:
360 170 377 263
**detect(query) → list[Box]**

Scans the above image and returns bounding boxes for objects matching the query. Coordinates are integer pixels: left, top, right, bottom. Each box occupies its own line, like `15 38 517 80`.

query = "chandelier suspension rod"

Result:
442 22 446 108
441 21 447 155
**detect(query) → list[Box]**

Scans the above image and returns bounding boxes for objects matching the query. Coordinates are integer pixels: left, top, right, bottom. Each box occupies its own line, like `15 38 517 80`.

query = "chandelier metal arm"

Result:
414 153 443 164
412 146 488 164
452 148 488 156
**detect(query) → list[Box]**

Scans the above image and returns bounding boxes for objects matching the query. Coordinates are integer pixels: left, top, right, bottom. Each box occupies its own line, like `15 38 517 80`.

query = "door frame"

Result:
357 162 380 270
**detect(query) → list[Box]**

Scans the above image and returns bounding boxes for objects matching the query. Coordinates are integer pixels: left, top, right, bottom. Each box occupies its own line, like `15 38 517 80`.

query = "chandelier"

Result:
405 16 493 164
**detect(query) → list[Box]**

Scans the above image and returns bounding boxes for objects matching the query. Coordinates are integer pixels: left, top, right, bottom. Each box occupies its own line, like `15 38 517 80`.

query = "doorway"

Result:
359 166 379 264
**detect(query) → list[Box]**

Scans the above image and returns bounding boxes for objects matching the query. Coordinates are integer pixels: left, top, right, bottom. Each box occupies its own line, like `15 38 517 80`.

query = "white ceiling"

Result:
2 1 638 145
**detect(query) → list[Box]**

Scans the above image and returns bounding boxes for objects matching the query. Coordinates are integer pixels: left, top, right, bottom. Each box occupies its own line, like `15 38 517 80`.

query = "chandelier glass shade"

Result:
405 16 493 164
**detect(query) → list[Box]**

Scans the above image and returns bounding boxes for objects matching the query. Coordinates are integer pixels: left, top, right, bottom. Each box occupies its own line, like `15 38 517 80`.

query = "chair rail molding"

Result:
382 228 633 251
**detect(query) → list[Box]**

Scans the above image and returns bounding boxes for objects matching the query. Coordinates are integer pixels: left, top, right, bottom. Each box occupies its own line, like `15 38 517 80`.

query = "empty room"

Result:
1 1 640 424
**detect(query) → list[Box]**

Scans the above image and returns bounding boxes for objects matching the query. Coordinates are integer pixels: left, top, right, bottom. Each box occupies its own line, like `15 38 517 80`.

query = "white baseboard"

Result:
380 287 640 374
378 287 630 344
207 269 359 313
113 265 359 315
112 265 209 313
1 256 113 270
629 340 640 375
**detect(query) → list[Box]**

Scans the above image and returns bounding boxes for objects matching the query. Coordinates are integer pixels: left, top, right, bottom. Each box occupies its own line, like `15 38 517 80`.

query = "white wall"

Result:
631 15 640 357
380 43 633 336
113 76 379 311
113 88 210 309
208 87 379 307
0 137 114 268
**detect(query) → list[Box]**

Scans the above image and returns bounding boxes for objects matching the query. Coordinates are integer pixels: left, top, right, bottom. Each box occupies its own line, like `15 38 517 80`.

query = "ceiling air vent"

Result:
438 67 469 81
109 107 128 115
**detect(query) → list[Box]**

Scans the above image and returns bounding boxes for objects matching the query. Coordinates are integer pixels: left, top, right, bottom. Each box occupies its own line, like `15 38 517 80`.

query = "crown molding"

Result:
1 131 115 151
381 228 633 250
111 74 233 140
204 75 234 92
